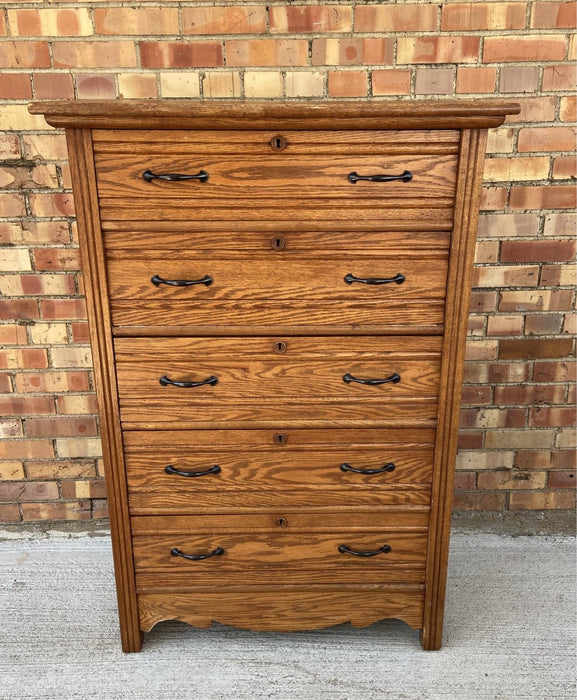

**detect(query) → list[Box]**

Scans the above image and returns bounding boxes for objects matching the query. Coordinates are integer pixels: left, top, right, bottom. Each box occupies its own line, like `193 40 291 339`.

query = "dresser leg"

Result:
420 626 442 651
121 629 144 653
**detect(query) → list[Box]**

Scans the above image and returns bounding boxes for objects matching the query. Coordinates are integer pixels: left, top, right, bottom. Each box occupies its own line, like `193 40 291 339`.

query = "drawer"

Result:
114 336 441 428
132 512 428 586
124 427 435 511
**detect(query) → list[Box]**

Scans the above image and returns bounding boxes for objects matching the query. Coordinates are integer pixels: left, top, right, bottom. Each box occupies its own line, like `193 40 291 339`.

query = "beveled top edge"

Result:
29 99 520 131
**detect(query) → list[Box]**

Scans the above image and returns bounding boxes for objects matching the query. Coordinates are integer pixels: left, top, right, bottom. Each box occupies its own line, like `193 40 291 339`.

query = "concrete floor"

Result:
0 533 575 699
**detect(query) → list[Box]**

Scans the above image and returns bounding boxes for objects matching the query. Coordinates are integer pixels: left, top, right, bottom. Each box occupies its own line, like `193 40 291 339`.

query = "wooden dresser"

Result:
30 100 519 652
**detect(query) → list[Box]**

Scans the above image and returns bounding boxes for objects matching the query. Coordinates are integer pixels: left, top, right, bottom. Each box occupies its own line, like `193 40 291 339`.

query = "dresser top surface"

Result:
29 99 520 131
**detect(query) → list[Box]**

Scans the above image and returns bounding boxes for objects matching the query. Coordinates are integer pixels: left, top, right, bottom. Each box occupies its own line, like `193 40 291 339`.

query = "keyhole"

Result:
270 135 287 151
273 341 287 354
273 433 288 445
271 236 286 251
276 517 288 528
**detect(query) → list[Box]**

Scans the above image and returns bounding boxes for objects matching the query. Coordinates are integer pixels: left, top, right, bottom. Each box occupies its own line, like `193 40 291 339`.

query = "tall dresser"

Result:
30 100 519 652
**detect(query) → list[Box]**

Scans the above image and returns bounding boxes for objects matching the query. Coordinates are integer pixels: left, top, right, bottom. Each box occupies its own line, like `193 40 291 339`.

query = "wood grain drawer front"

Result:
132 530 428 586
124 428 435 512
114 336 441 428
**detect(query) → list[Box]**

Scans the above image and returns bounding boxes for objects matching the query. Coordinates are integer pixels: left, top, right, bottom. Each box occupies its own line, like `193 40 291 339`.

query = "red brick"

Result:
544 213 576 237
21 501 92 521
8 8 92 36
0 396 55 417
457 432 484 450
313 38 392 66
0 439 54 460
518 127 577 153
483 35 566 62
0 73 32 99
0 12 6 36
32 248 81 272
34 73 74 99
0 505 21 523
499 65 539 94
141 41 224 69
0 299 39 321
28 193 75 218
477 213 540 238
398 36 479 64
486 315 524 336
70 322 90 344
542 64 577 91
470 290 497 312
548 471 576 489
506 96 558 124
501 239 576 263
356 4 438 32
61 479 107 499
474 265 539 288
0 193 26 217
328 71 368 98
0 374 12 393
525 314 564 335
478 470 547 490
372 69 412 96
452 492 506 511
531 2 577 28
460 407 526 429
530 407 576 428
453 472 476 490
0 324 28 345
480 187 508 210
1 274 76 297
499 290 574 312
415 68 454 96
92 500 108 519
510 186 577 210
94 7 179 35
560 96 576 121
0 42 50 68
40 299 87 321
495 385 566 405
76 74 116 100
456 66 496 94
15 370 90 393
53 41 137 69
553 156 577 180
0 348 48 370
533 360 576 383
464 361 530 383
26 417 98 438
0 481 58 502
461 386 493 405
442 2 526 30
499 338 574 360
270 6 351 33
26 460 97 480
509 491 575 509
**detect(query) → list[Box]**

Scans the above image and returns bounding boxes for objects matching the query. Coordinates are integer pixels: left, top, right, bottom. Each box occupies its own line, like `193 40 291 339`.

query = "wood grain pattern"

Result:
137 589 425 632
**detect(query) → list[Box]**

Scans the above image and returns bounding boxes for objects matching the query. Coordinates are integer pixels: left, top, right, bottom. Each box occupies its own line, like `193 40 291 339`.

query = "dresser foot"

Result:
420 627 442 651
121 630 144 653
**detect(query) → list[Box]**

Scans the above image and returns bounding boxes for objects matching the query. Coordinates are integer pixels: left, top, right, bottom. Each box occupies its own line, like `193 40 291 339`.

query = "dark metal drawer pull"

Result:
171 547 224 561
143 169 209 183
159 375 218 388
151 274 213 287
340 462 395 475
344 273 405 286
338 544 391 557
348 170 412 184
343 373 401 386
165 464 221 478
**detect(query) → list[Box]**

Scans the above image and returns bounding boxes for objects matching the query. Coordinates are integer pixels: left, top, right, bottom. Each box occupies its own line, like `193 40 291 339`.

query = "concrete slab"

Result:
0 534 575 699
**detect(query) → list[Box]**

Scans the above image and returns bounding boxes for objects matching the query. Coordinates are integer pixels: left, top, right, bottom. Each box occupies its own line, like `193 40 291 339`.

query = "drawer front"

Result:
124 427 435 511
114 336 441 427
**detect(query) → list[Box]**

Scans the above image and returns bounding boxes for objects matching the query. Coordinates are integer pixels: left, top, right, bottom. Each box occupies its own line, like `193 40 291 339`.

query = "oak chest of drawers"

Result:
31 100 519 652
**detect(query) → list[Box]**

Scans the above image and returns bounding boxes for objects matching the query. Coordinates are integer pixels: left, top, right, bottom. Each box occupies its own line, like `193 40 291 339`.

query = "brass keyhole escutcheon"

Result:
273 341 287 354
270 135 287 151
273 433 288 445
271 236 286 251
276 517 288 528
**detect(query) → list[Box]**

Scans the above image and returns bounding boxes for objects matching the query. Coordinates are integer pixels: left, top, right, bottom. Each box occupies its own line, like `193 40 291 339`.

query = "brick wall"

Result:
0 1 575 525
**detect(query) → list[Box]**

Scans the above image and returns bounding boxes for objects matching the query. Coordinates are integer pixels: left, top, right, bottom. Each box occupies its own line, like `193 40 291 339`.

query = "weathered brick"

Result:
499 338 574 360
50 346 92 369
0 505 21 523
0 41 50 68
0 248 32 272
56 438 102 459
460 407 526 429
525 314 564 335
32 248 81 271
372 69 411 96
327 71 368 98
0 324 28 345
270 6 351 33
456 451 514 471
23 134 68 162
477 213 540 238
452 492 506 511
483 35 566 62
53 41 137 69
0 419 23 439
21 501 92 521
0 73 32 99
0 274 76 297
0 348 48 370
202 71 240 98
464 340 499 361
557 429 577 449
0 462 25 481
56 394 98 415
474 265 539 288
467 315 485 336
510 185 577 210
26 416 98 438
118 73 158 99
0 439 54 460
454 472 476 491
0 133 20 159
560 96 576 121
553 156 577 180
0 299 39 321
475 240 499 264
26 460 96 480
480 187 508 210
484 156 550 182
28 192 75 218
464 361 530 383
9 8 93 36
457 432 484 450
507 96 558 124
40 298 87 321
485 429 556 449
244 71 283 98
92 500 108 519
398 36 479 64
470 290 497 312
94 7 179 35
533 360 576 383
312 38 393 66
501 239 576 263
0 481 58 502
33 73 75 100
486 315 524 336
285 71 324 98
76 74 116 100
518 127 577 153
499 65 539 93
15 370 90 393
531 2 577 28
159 72 200 98
70 323 90 344
543 213 576 237
442 2 526 30
542 64 576 91
456 66 496 94
0 162 58 190
499 290 574 312
356 4 438 32
29 323 68 345
478 470 547 491
226 39 306 67
548 471 577 489
0 192 26 216
509 491 575 510
461 386 493 405
530 407 576 428
415 68 454 95
61 479 107 499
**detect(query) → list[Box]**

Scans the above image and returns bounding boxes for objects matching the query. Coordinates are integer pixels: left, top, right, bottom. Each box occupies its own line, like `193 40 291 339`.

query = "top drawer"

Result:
92 130 459 227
